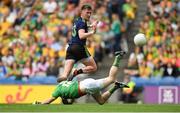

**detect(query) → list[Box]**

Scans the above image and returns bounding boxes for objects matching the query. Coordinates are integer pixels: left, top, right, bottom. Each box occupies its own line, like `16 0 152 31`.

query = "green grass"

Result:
0 104 180 112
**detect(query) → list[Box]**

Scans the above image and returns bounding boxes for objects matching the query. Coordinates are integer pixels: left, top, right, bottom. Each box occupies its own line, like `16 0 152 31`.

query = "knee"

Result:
98 101 104 105
98 103 104 105
92 64 97 72
107 76 115 83
96 98 105 105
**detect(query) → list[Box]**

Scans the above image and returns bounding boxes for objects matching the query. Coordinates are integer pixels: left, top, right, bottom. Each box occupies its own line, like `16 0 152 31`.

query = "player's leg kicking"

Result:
90 51 129 104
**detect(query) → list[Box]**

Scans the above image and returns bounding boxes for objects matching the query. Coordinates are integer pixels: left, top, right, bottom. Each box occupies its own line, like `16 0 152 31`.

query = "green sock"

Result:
112 55 121 67
109 85 118 94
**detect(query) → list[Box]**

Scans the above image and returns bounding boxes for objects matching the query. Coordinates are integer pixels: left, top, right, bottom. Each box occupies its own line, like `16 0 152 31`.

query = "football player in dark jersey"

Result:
57 4 98 82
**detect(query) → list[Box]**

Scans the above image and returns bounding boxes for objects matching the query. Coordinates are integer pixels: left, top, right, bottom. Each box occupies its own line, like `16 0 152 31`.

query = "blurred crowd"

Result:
120 0 180 103
0 0 137 80
125 0 180 79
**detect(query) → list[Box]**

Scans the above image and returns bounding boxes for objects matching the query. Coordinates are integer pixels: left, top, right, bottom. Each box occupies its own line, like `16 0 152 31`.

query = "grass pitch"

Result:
0 103 180 112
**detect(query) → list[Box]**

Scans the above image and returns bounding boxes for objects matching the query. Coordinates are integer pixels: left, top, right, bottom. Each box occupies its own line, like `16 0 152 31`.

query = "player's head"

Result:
80 4 92 21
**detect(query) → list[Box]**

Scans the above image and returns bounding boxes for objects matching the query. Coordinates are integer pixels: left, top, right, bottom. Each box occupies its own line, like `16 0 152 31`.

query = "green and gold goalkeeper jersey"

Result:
52 81 81 99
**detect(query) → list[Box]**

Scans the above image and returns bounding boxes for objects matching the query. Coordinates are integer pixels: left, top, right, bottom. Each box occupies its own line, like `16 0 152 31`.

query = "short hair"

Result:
81 4 92 10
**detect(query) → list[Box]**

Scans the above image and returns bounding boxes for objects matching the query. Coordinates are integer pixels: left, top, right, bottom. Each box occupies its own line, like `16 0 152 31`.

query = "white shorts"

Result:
80 78 105 94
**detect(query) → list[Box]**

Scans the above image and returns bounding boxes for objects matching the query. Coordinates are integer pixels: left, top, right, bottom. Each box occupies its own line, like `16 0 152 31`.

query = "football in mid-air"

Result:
134 33 147 46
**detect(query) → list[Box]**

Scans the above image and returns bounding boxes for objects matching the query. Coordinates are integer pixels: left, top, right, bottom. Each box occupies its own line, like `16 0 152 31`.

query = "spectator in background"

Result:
94 44 103 66
152 61 163 78
43 0 58 14
117 0 126 22
111 13 122 52
122 0 136 20
139 61 151 78
0 59 8 78
6 62 21 79
1 48 15 66
57 0 67 13
134 47 144 64
21 58 35 78
177 0 180 13
63 0 78 20
35 56 49 76
46 58 60 77
107 0 123 22
162 62 178 78
124 47 139 77
122 0 136 29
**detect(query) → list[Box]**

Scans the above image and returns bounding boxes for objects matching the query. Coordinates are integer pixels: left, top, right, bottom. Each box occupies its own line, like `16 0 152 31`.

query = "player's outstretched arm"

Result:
78 21 98 39
33 97 57 105
41 97 57 104
78 29 95 39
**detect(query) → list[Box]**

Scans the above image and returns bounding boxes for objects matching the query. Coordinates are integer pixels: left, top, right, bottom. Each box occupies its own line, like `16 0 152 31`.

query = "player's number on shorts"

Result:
61 81 72 87
72 25 77 37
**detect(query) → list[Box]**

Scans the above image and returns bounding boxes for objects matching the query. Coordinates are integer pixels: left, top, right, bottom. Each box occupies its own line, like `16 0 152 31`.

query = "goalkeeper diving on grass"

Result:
33 51 129 105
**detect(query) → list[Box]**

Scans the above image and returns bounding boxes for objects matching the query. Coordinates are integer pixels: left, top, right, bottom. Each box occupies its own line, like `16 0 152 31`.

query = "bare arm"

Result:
41 97 57 104
78 21 98 39
78 29 94 39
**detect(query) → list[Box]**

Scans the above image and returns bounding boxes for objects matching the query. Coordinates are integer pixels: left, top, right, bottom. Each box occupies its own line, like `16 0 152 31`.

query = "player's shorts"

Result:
80 78 104 94
66 44 91 62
